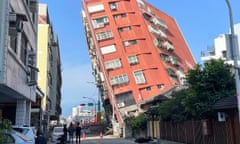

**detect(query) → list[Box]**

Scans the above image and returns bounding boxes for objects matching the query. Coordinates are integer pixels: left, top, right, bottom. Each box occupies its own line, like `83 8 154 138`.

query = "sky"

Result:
39 0 240 117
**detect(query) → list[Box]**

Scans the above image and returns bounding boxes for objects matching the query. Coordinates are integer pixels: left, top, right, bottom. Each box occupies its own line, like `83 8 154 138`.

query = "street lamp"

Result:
83 96 97 113
225 0 240 122
86 81 101 112
83 96 98 123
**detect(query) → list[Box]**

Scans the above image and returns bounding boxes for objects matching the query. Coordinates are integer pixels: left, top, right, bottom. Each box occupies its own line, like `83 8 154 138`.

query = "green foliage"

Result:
0 118 12 143
157 59 235 121
125 113 148 130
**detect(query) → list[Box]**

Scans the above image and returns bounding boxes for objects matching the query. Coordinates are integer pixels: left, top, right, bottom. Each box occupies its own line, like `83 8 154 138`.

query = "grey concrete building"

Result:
0 0 39 125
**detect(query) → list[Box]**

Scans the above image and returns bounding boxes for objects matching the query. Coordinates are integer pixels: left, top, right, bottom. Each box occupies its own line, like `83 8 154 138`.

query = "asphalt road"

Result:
48 135 136 144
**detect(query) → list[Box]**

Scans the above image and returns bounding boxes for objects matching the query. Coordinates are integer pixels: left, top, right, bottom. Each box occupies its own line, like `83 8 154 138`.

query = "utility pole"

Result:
225 0 240 122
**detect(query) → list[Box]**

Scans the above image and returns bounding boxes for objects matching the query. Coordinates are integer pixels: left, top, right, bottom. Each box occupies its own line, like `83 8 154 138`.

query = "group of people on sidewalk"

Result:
35 121 82 144
63 122 82 143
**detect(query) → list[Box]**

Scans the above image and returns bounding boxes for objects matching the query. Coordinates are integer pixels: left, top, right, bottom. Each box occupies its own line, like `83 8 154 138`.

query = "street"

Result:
81 136 136 144
48 135 136 144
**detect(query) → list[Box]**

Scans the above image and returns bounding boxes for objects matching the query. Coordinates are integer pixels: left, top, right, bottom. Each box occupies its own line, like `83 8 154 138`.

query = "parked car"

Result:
12 125 36 143
3 130 34 144
51 126 64 143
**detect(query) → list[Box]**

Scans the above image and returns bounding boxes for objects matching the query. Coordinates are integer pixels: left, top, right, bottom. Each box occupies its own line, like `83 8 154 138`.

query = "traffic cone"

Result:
82 132 86 139
99 132 103 139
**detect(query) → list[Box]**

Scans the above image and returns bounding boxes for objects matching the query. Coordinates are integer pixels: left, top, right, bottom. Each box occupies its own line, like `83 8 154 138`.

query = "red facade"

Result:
82 0 195 124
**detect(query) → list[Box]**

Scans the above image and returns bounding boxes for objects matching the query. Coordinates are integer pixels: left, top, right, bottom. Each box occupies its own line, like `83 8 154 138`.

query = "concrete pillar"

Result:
25 100 31 125
15 100 27 125
0 0 8 82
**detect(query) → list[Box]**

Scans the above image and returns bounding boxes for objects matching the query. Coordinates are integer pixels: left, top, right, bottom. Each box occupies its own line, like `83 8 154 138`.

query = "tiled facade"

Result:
82 0 195 133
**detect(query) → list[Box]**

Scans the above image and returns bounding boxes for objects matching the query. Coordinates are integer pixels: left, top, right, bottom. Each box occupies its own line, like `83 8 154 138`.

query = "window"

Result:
130 40 137 45
92 16 109 29
113 15 120 20
169 56 178 65
20 33 28 65
9 33 17 53
109 2 117 10
133 70 146 84
152 17 168 29
125 26 131 30
88 3 105 13
160 53 169 62
113 13 127 20
27 50 38 86
110 74 129 86
100 45 116 55
146 87 151 91
96 30 113 41
118 28 123 32
118 26 132 32
105 59 121 70
157 84 164 89
121 13 127 17
128 55 138 65
123 40 137 47
166 68 177 78
163 41 174 52
123 41 129 46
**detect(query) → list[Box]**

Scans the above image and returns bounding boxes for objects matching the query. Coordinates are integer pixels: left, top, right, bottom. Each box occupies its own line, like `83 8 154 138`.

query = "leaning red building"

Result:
81 0 195 135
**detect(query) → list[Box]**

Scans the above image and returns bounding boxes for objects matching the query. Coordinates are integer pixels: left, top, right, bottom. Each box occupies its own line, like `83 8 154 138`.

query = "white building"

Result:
201 23 240 64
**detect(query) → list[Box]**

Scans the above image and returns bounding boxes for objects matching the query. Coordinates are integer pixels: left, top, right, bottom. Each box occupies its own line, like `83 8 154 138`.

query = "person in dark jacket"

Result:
63 124 68 142
35 130 47 144
75 122 81 143
68 122 75 143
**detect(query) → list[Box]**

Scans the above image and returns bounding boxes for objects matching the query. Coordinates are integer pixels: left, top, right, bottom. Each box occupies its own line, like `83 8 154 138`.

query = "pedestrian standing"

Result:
35 130 47 144
75 122 82 143
68 122 75 143
63 124 68 143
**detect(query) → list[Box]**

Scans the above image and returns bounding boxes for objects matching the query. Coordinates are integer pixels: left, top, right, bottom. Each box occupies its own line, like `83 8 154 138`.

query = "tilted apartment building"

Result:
82 0 195 132
0 0 39 125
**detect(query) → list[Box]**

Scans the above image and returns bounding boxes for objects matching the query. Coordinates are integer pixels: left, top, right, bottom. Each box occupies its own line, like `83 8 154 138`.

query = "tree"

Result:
186 59 235 119
157 59 235 121
125 113 148 130
0 118 12 143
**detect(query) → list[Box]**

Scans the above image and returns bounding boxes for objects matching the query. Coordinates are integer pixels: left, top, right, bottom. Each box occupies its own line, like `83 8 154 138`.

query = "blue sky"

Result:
39 0 240 117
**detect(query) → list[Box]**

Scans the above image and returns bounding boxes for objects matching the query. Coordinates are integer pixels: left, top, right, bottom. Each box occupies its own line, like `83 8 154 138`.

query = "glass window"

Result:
109 2 117 10
105 59 121 70
134 70 146 84
130 40 137 45
146 87 151 91
110 74 129 85
118 28 123 32
128 55 138 65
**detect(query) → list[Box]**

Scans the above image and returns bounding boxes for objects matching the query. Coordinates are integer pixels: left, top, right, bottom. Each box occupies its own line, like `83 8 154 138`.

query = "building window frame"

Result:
105 59 122 70
128 55 138 65
110 74 129 86
133 70 146 84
